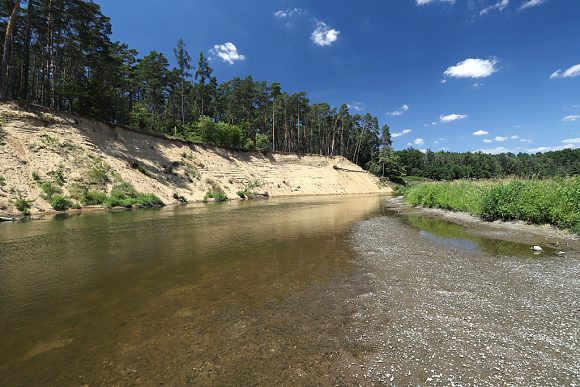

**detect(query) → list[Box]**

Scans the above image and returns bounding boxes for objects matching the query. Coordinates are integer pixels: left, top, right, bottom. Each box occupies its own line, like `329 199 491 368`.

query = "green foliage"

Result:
87 159 111 186
396 148 580 180
15 196 33 215
105 181 164 208
50 195 75 211
0 175 5 187
48 167 66 186
40 181 63 200
187 116 244 148
401 177 580 233
255 134 272 152
32 171 41 182
81 190 108 206
204 192 228 202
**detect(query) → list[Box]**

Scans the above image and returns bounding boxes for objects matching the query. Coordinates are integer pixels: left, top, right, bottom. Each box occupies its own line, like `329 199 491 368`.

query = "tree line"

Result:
395 148 580 180
0 0 392 169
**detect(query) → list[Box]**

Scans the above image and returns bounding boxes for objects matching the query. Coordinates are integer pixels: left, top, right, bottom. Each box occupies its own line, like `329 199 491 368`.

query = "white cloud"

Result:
392 129 412 138
483 139 493 143
520 138 532 143
348 102 364 112
528 144 574 153
562 138 580 144
210 42 246 65
510 135 520 139
413 138 425 145
563 115 580 122
440 79 447 84
473 82 485 88
273 8 303 18
444 58 499 78
440 113 468 123
387 104 410 116
494 136 508 142
519 0 546 11
311 21 340 46
480 146 515 155
473 130 488 136
480 0 510 15
550 64 580 79
416 0 456 5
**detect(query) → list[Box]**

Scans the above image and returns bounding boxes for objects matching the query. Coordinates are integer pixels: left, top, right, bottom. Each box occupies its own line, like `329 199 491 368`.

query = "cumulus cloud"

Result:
562 138 580 144
273 8 303 18
444 58 499 78
519 0 546 11
392 129 412 138
210 42 246 65
416 0 456 5
473 130 489 136
413 138 425 145
480 0 510 15
563 115 580 122
494 136 508 142
550 64 580 79
311 21 340 46
387 104 410 116
440 114 468 123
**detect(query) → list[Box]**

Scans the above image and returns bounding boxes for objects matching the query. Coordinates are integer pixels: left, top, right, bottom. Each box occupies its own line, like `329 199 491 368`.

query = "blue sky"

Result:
95 0 580 153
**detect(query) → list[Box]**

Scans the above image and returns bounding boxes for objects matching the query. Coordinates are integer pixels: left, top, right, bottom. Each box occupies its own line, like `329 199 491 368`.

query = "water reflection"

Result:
0 195 386 385
407 215 547 257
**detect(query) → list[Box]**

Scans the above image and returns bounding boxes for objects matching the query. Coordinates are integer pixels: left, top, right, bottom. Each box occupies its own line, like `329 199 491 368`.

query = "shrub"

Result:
255 133 272 152
105 181 163 208
204 192 228 202
32 171 41 182
82 190 107 205
40 181 63 199
50 195 74 211
87 160 110 185
15 196 32 214
0 175 5 187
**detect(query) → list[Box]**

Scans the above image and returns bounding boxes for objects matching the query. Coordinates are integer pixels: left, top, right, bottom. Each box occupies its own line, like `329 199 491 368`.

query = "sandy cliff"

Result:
0 103 389 216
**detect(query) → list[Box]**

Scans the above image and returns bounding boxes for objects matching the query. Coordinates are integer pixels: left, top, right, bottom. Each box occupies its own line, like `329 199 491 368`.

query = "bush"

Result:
0 175 5 187
255 133 272 152
15 197 32 214
105 181 163 208
82 190 107 205
40 181 63 199
50 195 74 211
204 192 228 202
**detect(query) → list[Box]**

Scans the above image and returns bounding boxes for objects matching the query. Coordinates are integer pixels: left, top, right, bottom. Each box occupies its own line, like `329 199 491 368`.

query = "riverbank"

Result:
0 103 389 217
397 178 580 235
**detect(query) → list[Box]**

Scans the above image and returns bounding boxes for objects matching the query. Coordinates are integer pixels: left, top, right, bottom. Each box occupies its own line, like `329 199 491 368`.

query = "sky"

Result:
94 0 580 154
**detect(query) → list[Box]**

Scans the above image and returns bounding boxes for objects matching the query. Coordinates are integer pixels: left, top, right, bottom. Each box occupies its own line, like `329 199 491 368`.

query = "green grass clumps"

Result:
204 192 228 202
104 181 163 208
81 190 108 205
15 196 33 215
401 177 580 234
49 195 77 211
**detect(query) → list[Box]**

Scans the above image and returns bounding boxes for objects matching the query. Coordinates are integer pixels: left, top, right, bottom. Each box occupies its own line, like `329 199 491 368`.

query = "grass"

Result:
15 196 33 215
398 177 580 234
104 181 164 208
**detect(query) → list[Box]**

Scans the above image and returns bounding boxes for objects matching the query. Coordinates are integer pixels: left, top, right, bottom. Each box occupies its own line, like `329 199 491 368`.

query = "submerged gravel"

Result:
349 215 580 385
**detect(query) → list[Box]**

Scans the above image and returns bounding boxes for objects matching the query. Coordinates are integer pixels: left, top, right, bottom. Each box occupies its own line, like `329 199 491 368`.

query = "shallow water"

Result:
0 196 386 385
0 195 578 385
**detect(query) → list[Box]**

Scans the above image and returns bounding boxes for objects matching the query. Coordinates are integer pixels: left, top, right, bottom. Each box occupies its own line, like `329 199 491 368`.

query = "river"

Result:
0 195 578 385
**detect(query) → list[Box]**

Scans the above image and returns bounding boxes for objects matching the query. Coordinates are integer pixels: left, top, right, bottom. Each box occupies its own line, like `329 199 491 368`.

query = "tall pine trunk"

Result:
0 0 21 100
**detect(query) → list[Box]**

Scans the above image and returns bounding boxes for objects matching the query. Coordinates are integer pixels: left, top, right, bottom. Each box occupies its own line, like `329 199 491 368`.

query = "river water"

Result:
0 195 578 385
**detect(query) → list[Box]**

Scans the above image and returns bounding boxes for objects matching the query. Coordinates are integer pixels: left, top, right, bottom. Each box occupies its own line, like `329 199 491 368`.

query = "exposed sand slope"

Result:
0 103 389 216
